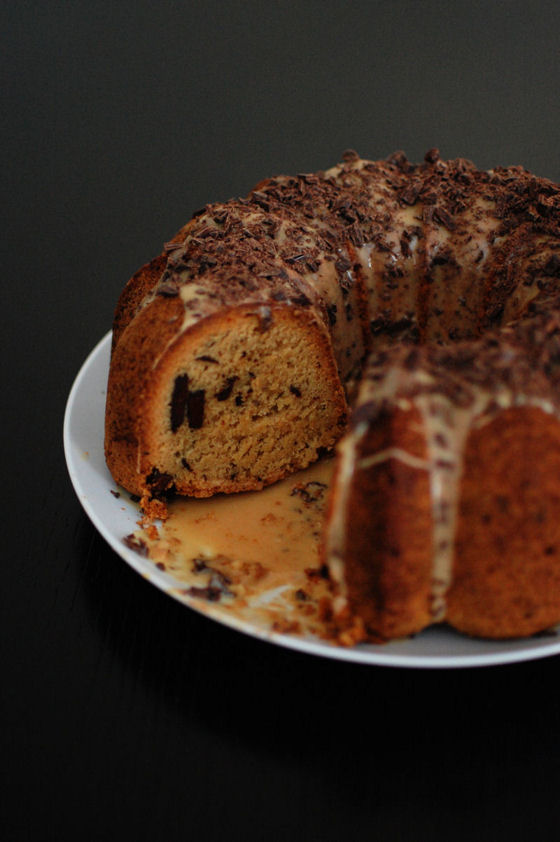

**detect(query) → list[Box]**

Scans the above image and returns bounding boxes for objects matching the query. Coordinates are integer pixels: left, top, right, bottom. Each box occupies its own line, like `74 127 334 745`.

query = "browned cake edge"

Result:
449 406 560 638
105 298 348 503
325 405 435 641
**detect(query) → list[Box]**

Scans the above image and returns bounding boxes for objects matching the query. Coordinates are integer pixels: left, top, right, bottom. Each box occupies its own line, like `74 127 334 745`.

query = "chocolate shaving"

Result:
335 255 352 273
146 468 174 496
432 206 456 231
400 184 420 206
157 281 180 297
123 534 148 556
184 586 225 602
291 481 327 504
185 562 234 601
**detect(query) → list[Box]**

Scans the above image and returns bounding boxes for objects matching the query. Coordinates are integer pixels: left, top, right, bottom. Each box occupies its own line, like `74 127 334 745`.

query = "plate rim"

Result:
63 333 560 669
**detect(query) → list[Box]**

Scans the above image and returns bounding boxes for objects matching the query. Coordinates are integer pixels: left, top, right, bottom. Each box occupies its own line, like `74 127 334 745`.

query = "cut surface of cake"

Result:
105 149 560 640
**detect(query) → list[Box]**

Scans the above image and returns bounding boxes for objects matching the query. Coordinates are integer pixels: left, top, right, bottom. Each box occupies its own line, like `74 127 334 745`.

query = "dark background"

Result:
4 1 560 839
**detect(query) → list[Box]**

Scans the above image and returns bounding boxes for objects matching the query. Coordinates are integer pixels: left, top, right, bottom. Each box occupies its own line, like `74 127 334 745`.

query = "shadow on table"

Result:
73 510 560 833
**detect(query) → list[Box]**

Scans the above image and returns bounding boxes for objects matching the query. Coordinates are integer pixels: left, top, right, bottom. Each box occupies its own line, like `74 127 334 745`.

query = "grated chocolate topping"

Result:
146 151 560 412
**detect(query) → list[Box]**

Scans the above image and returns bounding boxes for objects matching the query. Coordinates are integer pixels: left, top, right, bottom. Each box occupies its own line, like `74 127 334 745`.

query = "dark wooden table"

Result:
4 2 560 839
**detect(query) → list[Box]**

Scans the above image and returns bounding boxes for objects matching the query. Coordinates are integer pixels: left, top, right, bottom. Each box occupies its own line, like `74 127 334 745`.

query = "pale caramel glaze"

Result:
134 460 335 639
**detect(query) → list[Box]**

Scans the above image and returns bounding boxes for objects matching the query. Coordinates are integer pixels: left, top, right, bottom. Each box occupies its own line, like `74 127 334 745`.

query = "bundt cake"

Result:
105 148 560 641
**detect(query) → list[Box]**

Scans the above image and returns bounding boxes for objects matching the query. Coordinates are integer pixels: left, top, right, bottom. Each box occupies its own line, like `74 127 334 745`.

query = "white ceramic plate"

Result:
64 333 560 669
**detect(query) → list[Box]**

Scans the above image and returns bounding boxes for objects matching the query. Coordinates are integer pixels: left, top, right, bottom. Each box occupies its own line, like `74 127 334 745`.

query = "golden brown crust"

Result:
110 254 168 353
328 406 434 639
449 407 560 638
110 222 192 352
105 294 186 496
